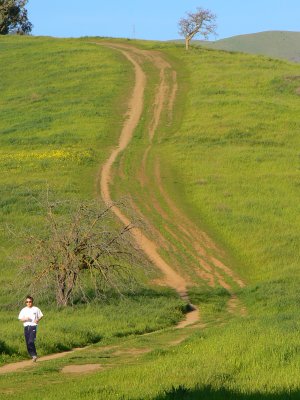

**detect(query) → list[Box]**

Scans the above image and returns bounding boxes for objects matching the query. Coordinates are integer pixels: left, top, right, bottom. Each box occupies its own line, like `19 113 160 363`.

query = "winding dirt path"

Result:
0 347 88 374
107 43 246 320
0 43 200 377
0 42 246 375
98 43 246 320
98 43 197 313
99 43 246 319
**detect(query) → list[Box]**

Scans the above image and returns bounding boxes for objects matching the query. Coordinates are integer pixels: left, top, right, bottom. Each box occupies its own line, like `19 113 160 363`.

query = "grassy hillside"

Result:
0 36 184 364
1 36 300 399
0 35 131 295
160 46 300 283
97 40 300 398
201 31 300 62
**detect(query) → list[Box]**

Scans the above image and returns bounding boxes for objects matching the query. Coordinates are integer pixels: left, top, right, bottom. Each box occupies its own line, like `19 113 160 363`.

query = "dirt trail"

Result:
99 43 246 318
127 45 247 318
0 43 200 377
0 42 246 375
98 43 195 307
120 44 246 317
0 347 87 374
150 160 247 317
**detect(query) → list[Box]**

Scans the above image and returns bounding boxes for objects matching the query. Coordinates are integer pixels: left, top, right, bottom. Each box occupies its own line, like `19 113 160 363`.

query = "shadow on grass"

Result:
150 385 300 400
72 287 182 306
0 341 15 356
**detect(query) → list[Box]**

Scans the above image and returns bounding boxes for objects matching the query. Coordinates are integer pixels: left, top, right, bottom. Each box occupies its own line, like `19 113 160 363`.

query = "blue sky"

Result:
27 0 299 40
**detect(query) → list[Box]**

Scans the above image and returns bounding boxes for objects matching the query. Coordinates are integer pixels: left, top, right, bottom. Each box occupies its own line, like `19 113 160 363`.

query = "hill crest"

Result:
179 31 300 63
201 31 300 62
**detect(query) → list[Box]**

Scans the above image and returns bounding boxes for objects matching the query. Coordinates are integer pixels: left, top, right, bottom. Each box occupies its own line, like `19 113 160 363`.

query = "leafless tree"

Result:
16 199 145 307
178 7 217 50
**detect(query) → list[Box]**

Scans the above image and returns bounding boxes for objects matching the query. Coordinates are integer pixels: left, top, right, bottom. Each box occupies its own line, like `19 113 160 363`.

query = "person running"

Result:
18 296 43 362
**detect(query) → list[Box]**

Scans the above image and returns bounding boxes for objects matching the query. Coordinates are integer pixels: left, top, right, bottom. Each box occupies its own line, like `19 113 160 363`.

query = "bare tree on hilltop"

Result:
0 0 32 35
178 7 217 50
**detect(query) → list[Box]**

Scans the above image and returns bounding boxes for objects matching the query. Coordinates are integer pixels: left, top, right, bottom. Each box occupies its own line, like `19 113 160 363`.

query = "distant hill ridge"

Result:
180 31 300 63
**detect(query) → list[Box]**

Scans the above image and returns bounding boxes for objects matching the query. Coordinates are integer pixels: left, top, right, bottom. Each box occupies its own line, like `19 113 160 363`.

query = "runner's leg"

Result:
26 326 37 357
24 327 31 356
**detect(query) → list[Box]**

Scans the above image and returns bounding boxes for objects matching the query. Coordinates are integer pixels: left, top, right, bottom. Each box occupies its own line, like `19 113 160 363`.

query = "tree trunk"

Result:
185 37 189 50
56 286 68 307
55 270 77 307
185 37 190 50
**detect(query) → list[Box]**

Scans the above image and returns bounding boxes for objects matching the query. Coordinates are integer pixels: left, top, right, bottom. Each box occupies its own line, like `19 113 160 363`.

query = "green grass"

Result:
152 44 300 396
180 31 300 63
0 289 185 366
96 40 300 397
0 35 185 365
1 36 300 399
1 309 300 399
0 35 132 302
202 31 300 63
109 41 300 284
158 46 300 283
0 35 133 288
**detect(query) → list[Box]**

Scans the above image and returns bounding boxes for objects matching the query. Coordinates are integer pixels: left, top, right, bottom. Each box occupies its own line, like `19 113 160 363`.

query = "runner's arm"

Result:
19 317 31 322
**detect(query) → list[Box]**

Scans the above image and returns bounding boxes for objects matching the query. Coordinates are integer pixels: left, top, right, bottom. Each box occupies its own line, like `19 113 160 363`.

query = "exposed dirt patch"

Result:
0 347 88 374
0 359 34 374
99 43 247 323
112 348 151 356
211 256 245 288
195 268 215 288
153 161 246 305
285 75 300 81
176 309 200 329
129 198 172 251
98 43 194 306
61 364 104 374
0 389 15 395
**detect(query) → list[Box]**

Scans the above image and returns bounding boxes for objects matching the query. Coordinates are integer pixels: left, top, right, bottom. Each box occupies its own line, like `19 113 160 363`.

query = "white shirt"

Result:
18 306 43 327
